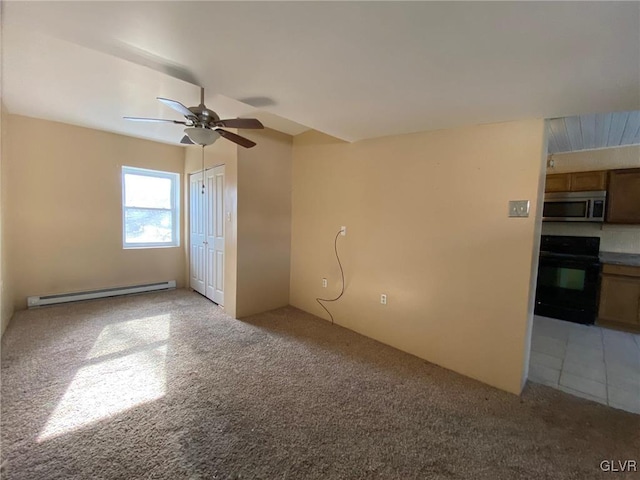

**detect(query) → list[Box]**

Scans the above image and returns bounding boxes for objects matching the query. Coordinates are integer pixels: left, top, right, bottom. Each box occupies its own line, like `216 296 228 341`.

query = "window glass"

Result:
122 167 179 248
124 174 172 209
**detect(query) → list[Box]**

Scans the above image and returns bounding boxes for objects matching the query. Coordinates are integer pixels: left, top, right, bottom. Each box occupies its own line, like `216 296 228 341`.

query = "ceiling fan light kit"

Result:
124 87 264 148
184 127 220 146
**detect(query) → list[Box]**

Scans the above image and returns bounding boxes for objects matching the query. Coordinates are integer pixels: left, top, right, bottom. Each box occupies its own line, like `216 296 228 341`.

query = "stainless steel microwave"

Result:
543 190 606 222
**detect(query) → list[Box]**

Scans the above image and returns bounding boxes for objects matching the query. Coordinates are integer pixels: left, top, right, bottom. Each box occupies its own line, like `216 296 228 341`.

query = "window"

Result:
122 166 180 248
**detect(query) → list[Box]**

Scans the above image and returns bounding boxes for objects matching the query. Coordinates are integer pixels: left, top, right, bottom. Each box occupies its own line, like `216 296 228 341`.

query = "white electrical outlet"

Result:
340 226 347 236
322 278 328 288
380 294 387 305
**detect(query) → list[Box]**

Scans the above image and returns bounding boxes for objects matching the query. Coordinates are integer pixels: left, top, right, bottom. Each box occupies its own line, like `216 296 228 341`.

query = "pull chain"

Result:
201 145 205 194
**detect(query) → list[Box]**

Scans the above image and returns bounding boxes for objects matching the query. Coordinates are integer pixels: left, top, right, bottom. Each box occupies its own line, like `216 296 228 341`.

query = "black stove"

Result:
534 235 601 324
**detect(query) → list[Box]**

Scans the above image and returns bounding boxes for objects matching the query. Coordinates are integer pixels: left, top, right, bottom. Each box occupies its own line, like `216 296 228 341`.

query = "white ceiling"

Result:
1 26 308 146
3 2 639 144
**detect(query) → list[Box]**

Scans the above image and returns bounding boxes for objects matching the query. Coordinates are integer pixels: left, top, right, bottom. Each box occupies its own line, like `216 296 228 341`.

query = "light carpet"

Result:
1 290 638 479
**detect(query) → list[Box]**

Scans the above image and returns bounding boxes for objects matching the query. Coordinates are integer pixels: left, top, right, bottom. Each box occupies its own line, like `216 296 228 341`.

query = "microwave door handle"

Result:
586 199 591 219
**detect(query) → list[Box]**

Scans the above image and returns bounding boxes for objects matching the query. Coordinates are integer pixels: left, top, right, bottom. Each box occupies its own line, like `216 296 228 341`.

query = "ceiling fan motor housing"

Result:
189 105 221 127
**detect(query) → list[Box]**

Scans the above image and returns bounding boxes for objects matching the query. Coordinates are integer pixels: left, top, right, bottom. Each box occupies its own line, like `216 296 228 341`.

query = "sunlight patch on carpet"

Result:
87 314 171 359
38 315 170 441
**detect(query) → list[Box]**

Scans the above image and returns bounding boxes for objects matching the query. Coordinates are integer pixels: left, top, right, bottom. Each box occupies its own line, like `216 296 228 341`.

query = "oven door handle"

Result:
538 258 600 269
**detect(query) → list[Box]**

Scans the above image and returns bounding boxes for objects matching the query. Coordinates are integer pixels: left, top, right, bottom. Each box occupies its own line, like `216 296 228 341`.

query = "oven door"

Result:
535 255 600 324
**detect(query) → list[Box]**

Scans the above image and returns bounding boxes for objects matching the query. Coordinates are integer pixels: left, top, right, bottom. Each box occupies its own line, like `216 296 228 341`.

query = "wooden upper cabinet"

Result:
607 168 640 224
544 171 606 193
545 174 572 192
571 171 607 191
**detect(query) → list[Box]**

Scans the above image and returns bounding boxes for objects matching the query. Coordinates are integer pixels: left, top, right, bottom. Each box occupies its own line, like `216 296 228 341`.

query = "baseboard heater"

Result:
27 280 177 308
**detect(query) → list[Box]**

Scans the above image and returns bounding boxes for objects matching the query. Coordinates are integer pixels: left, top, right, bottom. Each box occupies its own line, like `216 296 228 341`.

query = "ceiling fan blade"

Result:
124 116 188 124
180 135 195 145
216 118 264 129
157 97 196 118
216 129 256 148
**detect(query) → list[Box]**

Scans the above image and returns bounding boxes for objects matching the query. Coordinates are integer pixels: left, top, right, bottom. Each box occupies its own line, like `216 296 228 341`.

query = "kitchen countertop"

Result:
599 251 640 267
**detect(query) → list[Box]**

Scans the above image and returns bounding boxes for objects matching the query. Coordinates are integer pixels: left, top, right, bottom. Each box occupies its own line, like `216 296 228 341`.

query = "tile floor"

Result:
528 315 640 414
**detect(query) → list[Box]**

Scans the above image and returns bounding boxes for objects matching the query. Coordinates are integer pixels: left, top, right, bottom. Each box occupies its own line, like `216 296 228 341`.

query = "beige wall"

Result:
184 140 238 317
543 145 640 254
291 120 547 394
236 129 292 318
1 105 14 335
5 115 186 311
183 129 292 318
547 145 640 173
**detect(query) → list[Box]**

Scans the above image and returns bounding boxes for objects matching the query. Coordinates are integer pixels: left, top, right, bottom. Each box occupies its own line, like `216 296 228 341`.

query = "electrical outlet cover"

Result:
508 200 530 217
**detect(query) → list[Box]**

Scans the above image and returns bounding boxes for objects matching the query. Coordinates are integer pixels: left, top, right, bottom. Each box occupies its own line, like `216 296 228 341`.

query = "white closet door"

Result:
189 172 206 295
206 165 225 305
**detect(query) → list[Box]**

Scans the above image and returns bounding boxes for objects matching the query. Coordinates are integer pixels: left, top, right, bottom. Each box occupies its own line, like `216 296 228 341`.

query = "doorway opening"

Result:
526 112 640 414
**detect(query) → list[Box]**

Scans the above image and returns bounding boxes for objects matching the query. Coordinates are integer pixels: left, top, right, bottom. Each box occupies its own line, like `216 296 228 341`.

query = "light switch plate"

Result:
509 200 530 217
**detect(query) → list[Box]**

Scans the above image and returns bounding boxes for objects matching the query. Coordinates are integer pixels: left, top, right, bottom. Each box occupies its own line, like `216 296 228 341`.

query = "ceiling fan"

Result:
124 87 264 148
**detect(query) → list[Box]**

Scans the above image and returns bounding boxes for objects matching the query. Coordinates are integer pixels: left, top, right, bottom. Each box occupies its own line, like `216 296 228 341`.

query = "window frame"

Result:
121 166 180 249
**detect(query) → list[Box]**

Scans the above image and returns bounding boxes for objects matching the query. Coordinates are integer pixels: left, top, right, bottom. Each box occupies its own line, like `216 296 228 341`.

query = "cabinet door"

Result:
545 174 571 192
607 168 640 224
571 171 607 192
599 275 640 326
